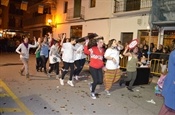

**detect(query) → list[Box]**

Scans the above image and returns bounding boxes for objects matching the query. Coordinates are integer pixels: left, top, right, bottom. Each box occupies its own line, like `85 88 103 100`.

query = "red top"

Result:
84 46 104 69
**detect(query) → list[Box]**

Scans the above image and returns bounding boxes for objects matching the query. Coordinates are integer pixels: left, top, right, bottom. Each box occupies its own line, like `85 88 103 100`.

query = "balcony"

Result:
66 6 85 21
23 14 52 28
113 0 152 17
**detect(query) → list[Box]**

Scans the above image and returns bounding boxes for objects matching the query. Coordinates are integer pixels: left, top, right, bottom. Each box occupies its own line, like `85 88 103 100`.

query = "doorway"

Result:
121 32 133 45
70 25 82 38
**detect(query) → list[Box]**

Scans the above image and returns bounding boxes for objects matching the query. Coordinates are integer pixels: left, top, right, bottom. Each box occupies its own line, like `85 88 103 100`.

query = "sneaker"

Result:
26 74 30 81
119 79 124 86
74 75 79 80
26 73 29 78
19 70 24 76
89 82 92 92
47 73 51 78
67 80 74 87
105 90 111 96
56 75 59 80
127 87 134 92
59 78 64 85
91 93 96 99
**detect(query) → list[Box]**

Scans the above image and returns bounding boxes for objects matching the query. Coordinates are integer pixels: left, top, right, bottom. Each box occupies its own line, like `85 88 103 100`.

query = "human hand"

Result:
34 36 36 41
112 57 117 63
125 45 129 50
85 39 89 46
20 52 25 56
103 66 107 71
62 33 66 39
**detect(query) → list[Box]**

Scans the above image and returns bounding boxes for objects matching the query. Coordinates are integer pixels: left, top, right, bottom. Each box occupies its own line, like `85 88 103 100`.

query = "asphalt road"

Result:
0 53 163 115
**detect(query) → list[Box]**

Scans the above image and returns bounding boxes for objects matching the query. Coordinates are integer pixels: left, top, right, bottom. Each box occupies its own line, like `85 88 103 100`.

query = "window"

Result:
126 0 141 11
90 0 96 8
64 1 68 13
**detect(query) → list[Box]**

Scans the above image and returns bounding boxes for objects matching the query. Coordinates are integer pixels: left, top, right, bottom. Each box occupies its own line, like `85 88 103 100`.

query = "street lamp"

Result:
48 19 52 25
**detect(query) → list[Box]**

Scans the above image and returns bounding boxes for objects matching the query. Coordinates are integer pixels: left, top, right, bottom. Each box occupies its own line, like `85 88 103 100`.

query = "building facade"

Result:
23 0 57 38
52 0 153 45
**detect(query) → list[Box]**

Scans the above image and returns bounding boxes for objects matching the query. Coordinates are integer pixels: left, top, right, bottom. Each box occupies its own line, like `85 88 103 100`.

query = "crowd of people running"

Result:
14 32 175 97
13 31 175 114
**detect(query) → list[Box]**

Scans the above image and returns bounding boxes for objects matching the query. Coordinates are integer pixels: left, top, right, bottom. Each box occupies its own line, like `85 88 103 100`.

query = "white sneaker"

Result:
89 82 92 92
91 93 96 99
56 75 59 80
67 80 74 87
47 73 51 78
105 90 111 96
75 75 79 80
59 78 64 85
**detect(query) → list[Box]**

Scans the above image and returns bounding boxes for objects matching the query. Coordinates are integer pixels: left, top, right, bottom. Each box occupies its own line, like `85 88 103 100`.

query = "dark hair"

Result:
52 39 58 45
107 39 116 48
163 47 168 53
130 46 138 53
70 37 77 41
88 36 104 49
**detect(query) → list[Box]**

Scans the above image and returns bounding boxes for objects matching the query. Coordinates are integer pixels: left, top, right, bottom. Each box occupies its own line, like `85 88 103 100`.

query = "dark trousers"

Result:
48 62 59 75
36 57 42 71
40 55 48 73
89 66 103 93
74 58 86 76
61 62 74 80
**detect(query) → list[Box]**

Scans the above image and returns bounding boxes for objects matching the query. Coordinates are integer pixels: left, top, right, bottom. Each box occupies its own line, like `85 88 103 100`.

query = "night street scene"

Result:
0 0 175 115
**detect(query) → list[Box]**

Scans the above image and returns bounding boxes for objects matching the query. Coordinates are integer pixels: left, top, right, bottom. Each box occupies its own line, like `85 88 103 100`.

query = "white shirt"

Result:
61 42 75 63
16 41 37 59
104 48 120 69
74 43 87 61
49 45 61 64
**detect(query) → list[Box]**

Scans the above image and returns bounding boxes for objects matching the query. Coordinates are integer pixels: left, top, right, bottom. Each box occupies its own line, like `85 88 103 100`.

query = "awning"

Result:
153 21 175 27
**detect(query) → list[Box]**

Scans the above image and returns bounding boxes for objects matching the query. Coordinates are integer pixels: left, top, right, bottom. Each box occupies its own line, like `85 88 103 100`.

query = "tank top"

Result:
126 54 138 72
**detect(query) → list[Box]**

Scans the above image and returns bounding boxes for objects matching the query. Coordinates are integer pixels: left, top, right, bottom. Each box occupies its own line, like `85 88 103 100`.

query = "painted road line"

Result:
0 93 10 97
0 80 33 115
0 108 22 112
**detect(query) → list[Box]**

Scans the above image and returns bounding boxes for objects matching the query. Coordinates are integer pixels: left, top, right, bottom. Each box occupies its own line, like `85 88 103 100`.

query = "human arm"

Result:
104 49 117 63
60 33 66 46
84 39 91 55
15 44 23 55
123 45 131 57
29 37 37 48
35 44 41 54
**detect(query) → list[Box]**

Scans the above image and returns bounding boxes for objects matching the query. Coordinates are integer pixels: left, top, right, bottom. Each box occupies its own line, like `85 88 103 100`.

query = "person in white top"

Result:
47 40 61 79
60 37 76 87
16 37 37 80
73 40 87 80
104 39 123 95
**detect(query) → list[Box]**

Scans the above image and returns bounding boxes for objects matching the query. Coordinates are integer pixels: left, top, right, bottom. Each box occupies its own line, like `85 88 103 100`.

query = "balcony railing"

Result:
23 14 52 28
66 6 85 21
114 0 152 13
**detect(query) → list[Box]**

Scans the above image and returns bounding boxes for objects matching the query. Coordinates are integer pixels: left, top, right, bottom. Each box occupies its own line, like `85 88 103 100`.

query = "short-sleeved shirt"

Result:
104 48 120 70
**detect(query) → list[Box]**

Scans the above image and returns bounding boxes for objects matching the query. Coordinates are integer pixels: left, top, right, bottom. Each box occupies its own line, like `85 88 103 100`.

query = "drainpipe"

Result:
108 0 113 41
